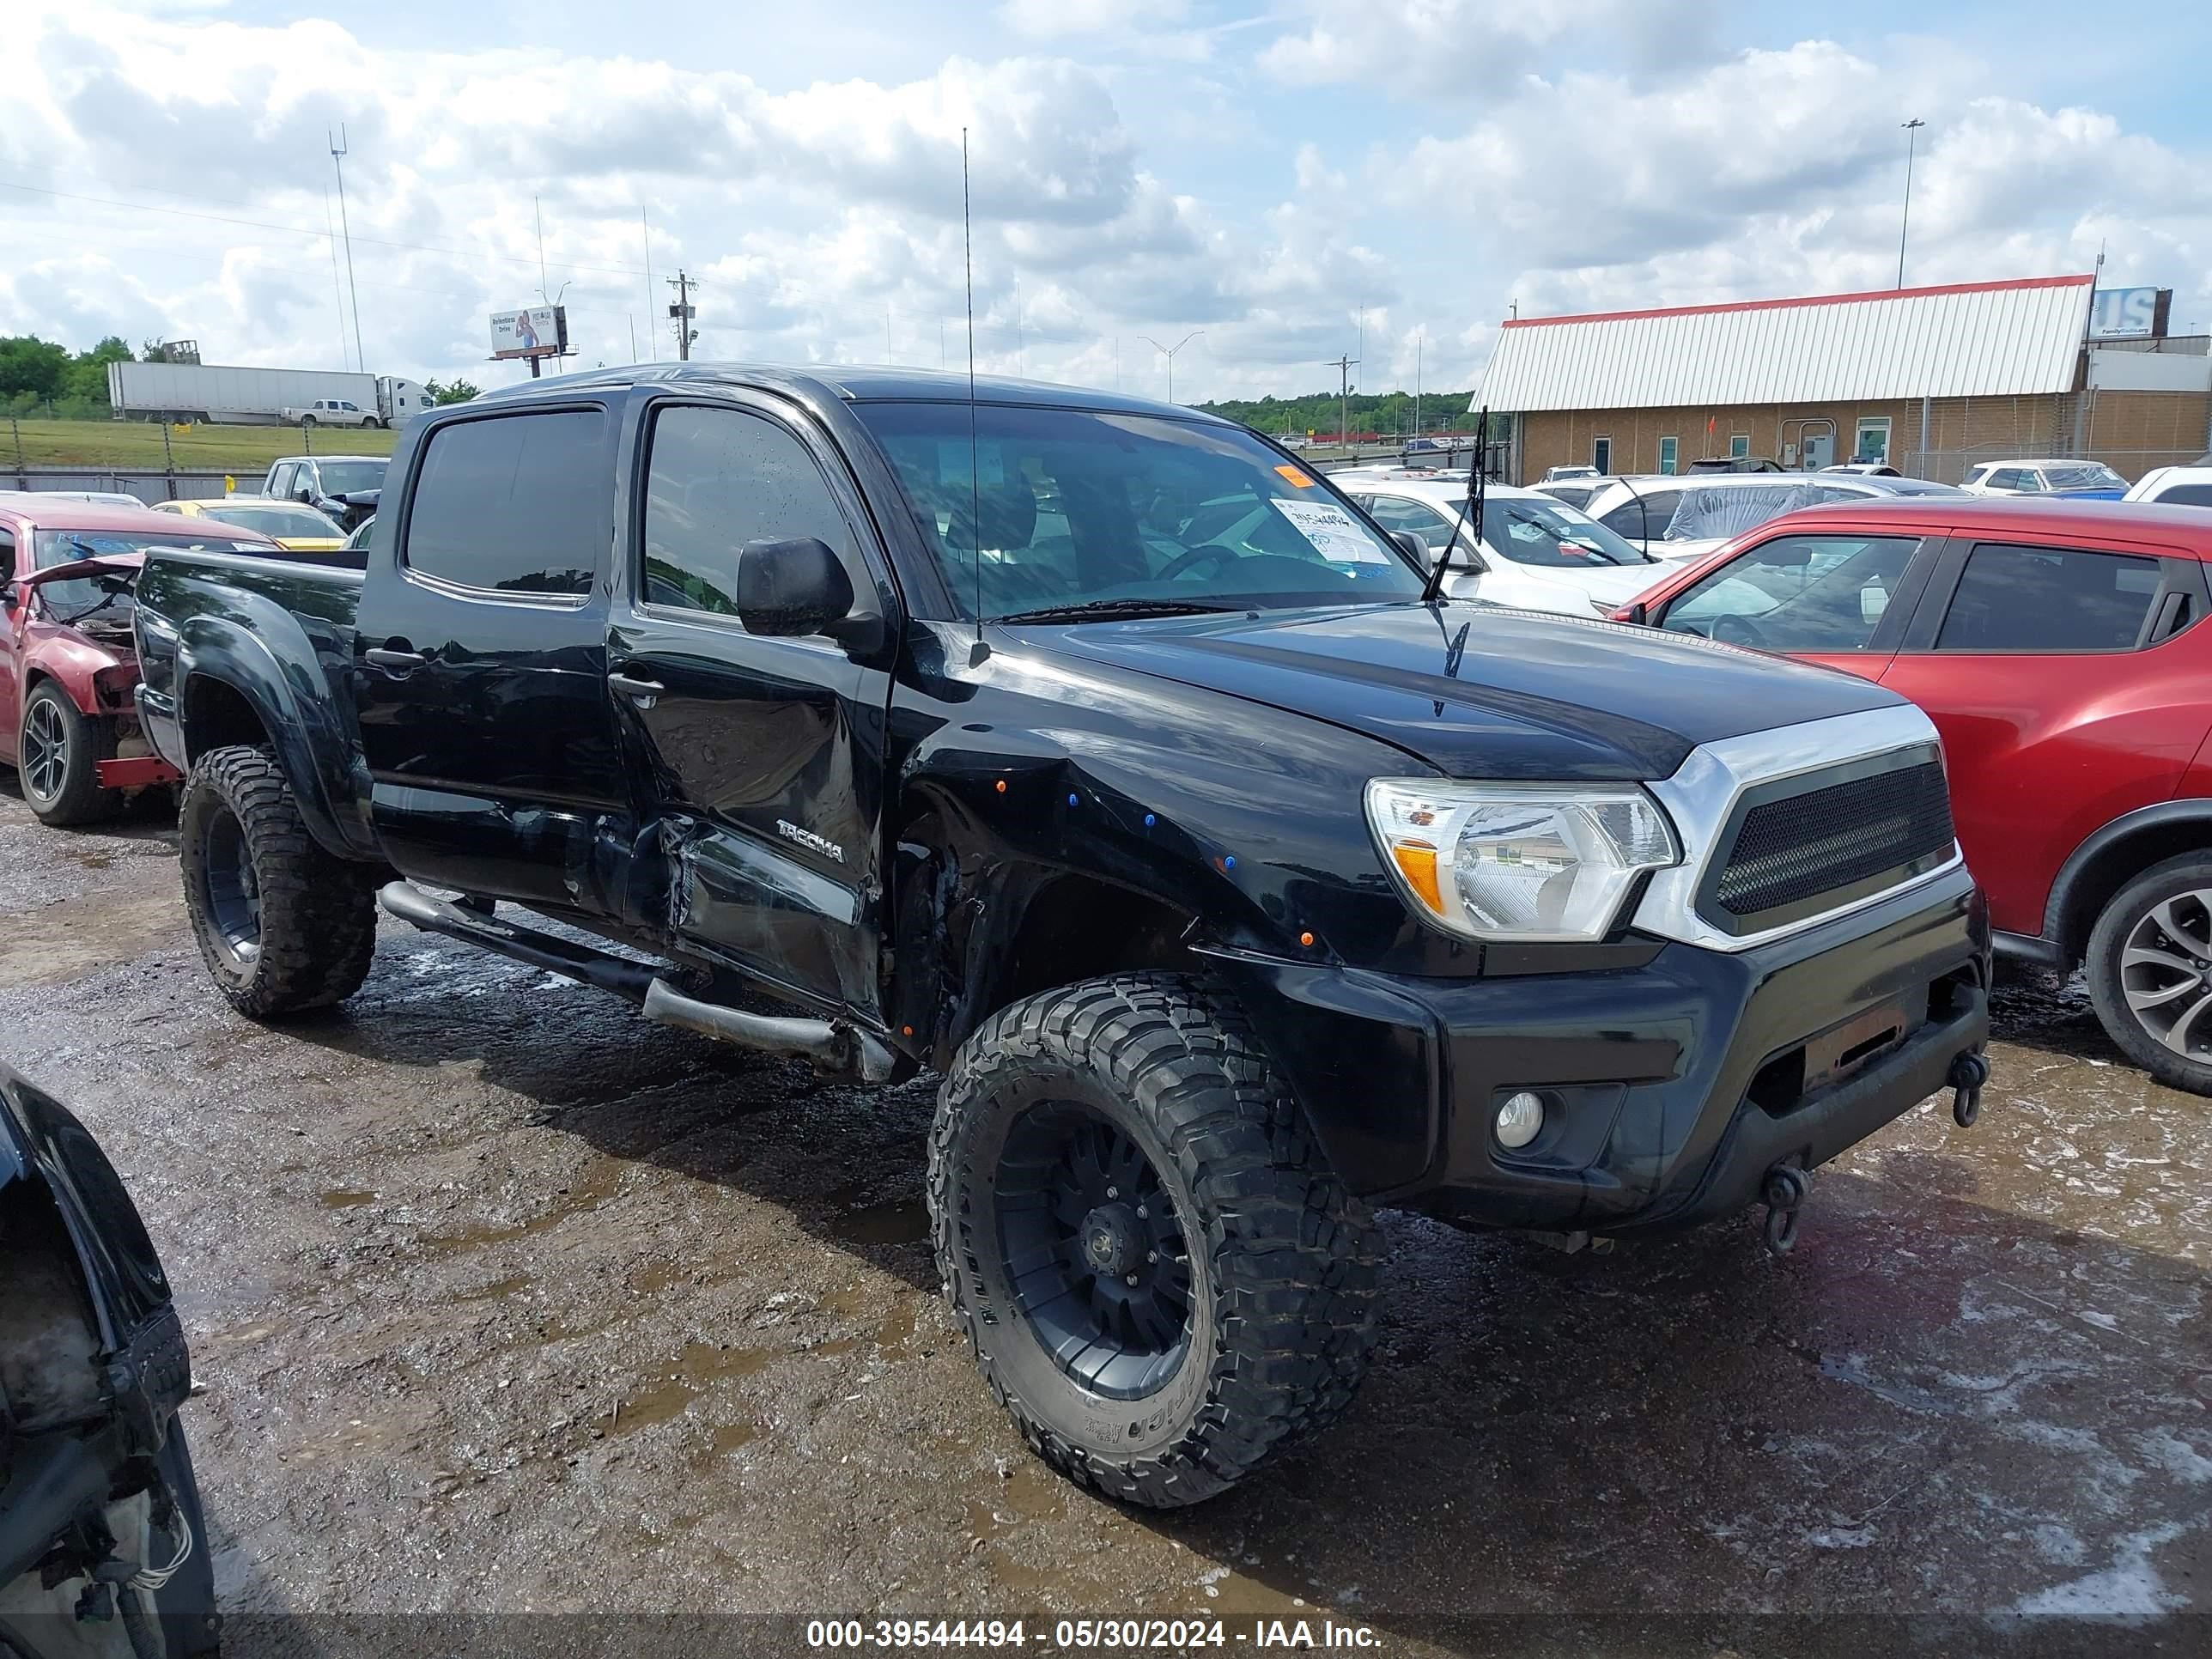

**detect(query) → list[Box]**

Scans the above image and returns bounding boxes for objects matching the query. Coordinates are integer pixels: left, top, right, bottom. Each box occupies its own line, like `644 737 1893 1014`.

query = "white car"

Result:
1337 475 1668 617
1544 464 1601 483
1958 459 2127 499
280 398 382 428
1575 472 1964 562
2121 465 2212 508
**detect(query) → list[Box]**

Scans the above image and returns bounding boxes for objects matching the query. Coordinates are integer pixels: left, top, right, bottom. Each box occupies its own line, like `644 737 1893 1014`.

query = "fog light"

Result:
1495 1091 1546 1149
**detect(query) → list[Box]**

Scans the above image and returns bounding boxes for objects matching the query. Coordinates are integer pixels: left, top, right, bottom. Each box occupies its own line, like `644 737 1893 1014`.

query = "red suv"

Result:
1620 497 2212 1094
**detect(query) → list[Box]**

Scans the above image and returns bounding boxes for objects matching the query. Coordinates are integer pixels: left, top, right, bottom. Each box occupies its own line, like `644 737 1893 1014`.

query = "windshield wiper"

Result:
992 598 1244 625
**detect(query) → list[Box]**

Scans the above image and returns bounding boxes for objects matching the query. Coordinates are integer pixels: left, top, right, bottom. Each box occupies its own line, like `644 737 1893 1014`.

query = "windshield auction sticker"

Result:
1271 498 1387 562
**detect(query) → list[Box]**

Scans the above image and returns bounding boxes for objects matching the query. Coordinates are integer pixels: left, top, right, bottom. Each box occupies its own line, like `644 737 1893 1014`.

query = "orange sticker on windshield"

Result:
1275 465 1316 488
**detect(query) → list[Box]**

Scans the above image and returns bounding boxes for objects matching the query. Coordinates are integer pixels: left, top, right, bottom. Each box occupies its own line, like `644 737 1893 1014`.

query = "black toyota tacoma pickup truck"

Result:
131 365 1991 1507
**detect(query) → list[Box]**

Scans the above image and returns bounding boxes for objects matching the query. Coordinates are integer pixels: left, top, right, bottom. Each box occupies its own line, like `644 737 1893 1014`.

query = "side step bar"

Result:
641 980 897 1083
375 881 896 1082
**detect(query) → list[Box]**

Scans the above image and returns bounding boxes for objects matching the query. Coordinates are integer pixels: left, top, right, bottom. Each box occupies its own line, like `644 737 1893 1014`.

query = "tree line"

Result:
1194 389 1496 439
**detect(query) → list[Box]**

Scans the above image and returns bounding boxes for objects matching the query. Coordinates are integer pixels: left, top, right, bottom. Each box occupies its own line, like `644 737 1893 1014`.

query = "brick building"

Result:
1478 275 2212 487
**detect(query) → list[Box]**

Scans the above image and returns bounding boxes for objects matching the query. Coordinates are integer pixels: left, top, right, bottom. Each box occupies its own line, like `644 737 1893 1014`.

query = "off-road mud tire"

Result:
179 744 377 1018
928 972 1380 1508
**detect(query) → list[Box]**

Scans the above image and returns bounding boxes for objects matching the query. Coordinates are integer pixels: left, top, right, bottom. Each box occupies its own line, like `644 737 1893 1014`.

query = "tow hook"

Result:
1761 1164 1810 1255
1948 1050 1990 1129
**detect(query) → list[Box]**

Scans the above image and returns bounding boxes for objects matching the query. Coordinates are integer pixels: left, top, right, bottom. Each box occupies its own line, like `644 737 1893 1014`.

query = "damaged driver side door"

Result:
607 394 896 1022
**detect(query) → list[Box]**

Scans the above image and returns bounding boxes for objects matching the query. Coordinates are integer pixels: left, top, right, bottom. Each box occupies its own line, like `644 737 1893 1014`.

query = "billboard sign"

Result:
2088 286 2169 340
489 306 568 360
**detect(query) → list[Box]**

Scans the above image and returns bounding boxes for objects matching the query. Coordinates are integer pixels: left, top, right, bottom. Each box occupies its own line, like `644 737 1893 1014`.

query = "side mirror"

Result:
737 536 877 650
295 487 314 504
1389 530 1430 567
1625 600 1650 627
0 581 17 610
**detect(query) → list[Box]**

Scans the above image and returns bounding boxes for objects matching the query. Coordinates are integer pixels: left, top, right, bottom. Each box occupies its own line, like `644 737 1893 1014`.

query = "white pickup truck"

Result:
279 397 382 428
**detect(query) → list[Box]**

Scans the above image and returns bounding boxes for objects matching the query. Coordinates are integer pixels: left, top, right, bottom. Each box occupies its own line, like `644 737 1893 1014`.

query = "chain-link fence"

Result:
3 469 235 503
1889 389 2211 486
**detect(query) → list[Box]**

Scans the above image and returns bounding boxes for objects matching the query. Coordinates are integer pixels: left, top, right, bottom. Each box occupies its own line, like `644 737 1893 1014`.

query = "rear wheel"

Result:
17 681 120 827
300 415 318 428
179 745 377 1018
2087 853 2212 1096
929 973 1379 1507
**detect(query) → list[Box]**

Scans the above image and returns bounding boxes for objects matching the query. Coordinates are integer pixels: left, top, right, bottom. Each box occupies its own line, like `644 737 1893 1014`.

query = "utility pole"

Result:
1328 354 1359 449
1414 332 1423 439
667 270 696 362
1139 331 1203 404
329 125 365 373
641 208 658 362
323 188 349 370
1897 118 1926 289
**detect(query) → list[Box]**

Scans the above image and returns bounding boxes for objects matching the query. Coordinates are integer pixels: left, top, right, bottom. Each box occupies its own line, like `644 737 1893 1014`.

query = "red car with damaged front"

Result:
0 495 276 825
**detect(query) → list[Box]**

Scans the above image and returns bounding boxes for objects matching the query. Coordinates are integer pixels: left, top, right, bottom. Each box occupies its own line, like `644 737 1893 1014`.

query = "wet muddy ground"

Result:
2 781 2206 1653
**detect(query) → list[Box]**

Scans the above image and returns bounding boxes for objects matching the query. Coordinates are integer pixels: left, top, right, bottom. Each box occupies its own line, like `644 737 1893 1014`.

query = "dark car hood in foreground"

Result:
1026 601 1903 781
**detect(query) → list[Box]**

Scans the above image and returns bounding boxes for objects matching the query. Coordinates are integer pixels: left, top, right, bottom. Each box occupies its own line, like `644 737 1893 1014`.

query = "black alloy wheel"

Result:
995 1103 1193 1400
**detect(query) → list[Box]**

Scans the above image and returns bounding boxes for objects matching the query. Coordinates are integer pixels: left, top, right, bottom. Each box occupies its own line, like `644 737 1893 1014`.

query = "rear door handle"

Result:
606 671 666 700
365 647 426 672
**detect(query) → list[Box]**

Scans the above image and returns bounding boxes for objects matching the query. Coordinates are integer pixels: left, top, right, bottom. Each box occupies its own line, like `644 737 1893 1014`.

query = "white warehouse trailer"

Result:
107 361 427 428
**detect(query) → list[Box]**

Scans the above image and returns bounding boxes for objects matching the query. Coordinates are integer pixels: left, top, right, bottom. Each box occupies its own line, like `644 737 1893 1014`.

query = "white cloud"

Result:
2 1 2209 409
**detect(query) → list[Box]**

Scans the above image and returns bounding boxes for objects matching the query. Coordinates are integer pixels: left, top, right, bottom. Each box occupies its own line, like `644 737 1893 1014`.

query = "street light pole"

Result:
1897 118 1926 289
1138 331 1203 404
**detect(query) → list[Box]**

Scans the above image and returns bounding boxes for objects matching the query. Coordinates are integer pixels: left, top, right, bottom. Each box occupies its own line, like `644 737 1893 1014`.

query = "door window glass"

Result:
1600 488 1680 542
1936 544 2162 652
268 464 295 499
1592 437 1613 474
403 410 606 596
1658 436 1678 475
642 405 855 616
1729 434 1751 459
1662 534 1918 652
1364 495 1456 552
2151 482 2212 507
1854 418 1891 463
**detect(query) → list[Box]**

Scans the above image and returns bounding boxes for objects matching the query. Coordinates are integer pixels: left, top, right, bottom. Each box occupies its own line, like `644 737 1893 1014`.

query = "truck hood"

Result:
1024 601 1903 781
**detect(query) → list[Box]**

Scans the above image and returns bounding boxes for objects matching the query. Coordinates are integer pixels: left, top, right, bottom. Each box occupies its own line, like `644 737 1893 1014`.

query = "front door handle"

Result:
365 647 426 673
606 671 666 700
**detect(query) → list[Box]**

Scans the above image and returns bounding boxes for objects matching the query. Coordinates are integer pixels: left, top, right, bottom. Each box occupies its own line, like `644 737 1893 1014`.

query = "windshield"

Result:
200 502 340 538
853 402 1426 617
316 460 386 495
1481 496 1653 567
31 528 264 617
2044 463 2125 490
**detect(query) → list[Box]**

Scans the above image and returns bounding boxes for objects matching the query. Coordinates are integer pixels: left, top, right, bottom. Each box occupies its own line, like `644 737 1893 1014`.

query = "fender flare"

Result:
172 613 362 860
2041 799 2212 958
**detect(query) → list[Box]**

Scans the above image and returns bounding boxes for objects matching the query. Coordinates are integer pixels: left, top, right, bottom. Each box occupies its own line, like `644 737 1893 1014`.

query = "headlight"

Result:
1364 780 1680 942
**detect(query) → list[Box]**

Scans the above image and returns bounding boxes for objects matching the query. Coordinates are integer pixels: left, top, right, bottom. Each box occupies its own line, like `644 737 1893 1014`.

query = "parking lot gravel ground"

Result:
2 779 2205 1656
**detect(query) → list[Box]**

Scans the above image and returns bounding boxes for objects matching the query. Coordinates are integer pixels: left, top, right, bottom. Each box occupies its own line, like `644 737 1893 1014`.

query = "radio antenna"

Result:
963 128 988 665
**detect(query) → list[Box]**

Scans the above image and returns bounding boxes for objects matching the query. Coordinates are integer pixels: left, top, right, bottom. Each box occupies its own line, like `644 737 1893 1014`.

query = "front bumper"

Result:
1207 865 1990 1233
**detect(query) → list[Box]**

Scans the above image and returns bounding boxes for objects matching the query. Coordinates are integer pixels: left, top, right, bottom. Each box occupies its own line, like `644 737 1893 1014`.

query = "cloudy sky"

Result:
4 0 2209 404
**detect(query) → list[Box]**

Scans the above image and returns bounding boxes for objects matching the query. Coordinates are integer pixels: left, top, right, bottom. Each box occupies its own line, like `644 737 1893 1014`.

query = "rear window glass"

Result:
1936 544 2162 652
404 410 607 596
2149 482 2212 508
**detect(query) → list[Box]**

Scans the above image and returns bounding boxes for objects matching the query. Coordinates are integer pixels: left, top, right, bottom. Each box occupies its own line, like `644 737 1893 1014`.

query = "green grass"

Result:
3 418 399 473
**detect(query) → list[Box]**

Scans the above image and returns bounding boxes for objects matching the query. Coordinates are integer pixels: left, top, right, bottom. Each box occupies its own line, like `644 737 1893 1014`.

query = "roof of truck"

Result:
477 361 1222 424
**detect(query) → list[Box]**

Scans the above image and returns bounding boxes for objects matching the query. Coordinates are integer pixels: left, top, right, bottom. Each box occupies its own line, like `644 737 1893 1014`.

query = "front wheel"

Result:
363 416 382 429
18 681 120 826
2087 854 2212 1095
929 974 1379 1508
179 745 378 1018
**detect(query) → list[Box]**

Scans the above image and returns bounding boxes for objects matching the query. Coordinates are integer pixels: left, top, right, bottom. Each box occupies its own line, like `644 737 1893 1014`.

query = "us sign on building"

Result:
489 306 568 360
2087 287 2170 340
